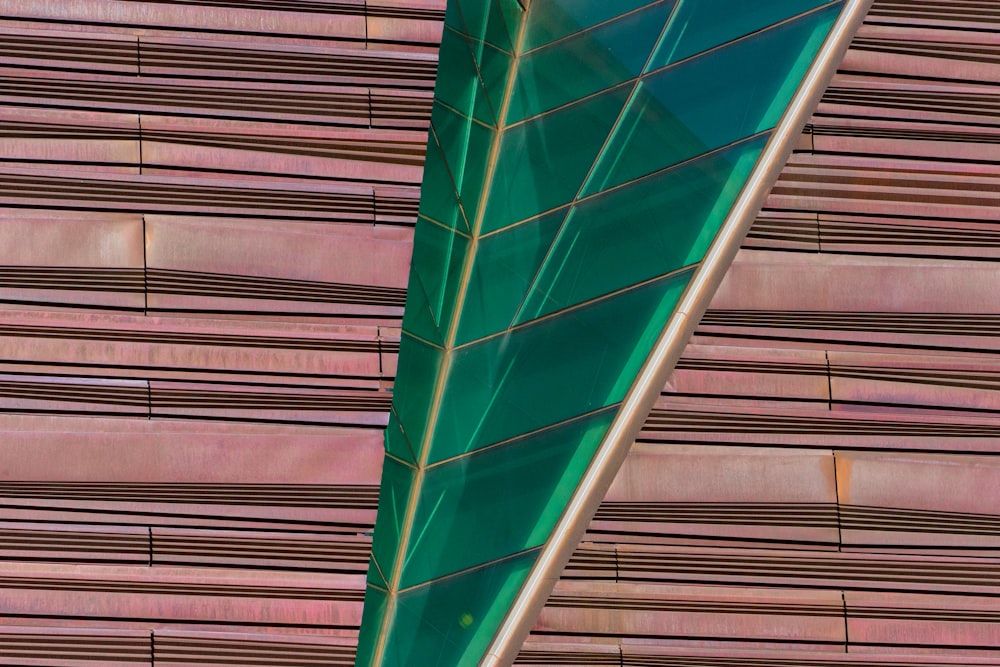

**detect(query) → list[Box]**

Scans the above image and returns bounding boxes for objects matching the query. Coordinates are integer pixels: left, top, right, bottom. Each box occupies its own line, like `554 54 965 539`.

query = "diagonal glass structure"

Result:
357 1 866 665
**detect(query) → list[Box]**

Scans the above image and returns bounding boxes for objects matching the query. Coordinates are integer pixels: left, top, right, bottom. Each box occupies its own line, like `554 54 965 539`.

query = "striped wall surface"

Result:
1 0 998 665
522 0 1000 665
0 1 437 663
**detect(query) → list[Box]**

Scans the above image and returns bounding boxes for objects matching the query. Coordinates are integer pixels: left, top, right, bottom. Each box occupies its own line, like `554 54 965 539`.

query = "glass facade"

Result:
358 1 847 664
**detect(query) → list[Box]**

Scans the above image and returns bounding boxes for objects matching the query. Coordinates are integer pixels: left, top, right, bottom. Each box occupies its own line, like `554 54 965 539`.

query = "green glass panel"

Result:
391 333 443 452
406 216 469 345
431 102 495 227
369 455 415 583
649 0 837 68
401 267 444 347
418 129 470 233
482 84 632 233
583 4 840 196
434 27 498 126
427 269 693 463
384 411 417 465
355 584 388 667
379 550 538 667
455 208 566 345
523 0 660 51
368 555 388 589
508 1 673 122
446 0 521 52
467 38 513 126
518 134 768 322
399 408 616 588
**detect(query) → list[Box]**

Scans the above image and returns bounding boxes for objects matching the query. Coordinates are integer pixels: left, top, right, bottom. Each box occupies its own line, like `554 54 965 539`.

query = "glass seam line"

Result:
506 0 682 326
505 0 844 130
479 1 873 665
367 8 530 666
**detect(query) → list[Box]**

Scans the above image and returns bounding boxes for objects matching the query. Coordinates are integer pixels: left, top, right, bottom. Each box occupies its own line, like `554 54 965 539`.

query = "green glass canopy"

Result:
357 1 849 665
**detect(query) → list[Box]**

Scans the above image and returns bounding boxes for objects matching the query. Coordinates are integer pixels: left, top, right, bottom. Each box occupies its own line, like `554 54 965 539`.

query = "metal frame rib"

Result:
480 1 875 664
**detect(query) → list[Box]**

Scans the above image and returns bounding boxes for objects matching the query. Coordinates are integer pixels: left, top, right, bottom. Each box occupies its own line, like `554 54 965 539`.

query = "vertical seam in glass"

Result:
506 0 682 327
479 1 873 665
367 7 530 665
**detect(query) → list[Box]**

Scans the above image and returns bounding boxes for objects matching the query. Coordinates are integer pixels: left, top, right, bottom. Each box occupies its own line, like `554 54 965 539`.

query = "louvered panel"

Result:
0 169 391 223
0 107 139 172
0 420 381 530
0 309 385 387
145 217 409 321
149 381 390 426
0 522 148 565
567 544 1000 597
138 36 437 88
153 629 357 666
591 445 838 549
847 591 1000 652
829 350 1000 415
710 251 1000 314
0 210 143 311
0 374 148 417
0 0 368 42
536 582 845 650
0 26 138 76
666 346 830 409
152 528 369 573
769 154 1000 221
868 0 1000 31
837 452 1000 553
640 404 1000 455
0 626 149 667
0 562 363 632
845 24 1000 83
141 117 425 185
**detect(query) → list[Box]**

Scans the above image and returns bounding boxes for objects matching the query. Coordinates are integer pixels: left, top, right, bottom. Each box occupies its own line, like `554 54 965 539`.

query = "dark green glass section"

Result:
584 4 841 196
403 217 469 346
649 0 836 68
355 584 389 667
398 408 616 588
391 333 443 453
517 135 768 322
508 1 673 122
482 83 632 233
384 412 417 465
418 128 470 233
434 27 502 127
369 456 415 584
429 102 494 227
454 207 566 345
427 269 693 463
379 550 538 667
446 0 522 52
523 0 661 50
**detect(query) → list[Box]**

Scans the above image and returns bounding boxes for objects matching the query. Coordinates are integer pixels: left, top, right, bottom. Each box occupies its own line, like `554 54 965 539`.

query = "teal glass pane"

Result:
370 455 415 582
518 134 768 321
434 27 499 126
368 555 388 589
482 84 632 233
406 216 469 346
583 4 840 196
401 266 444 346
508 1 673 122
446 0 522 52
355 584 388 667
649 0 837 68
418 130 470 233
399 408 616 588
379 550 538 667
384 411 417 465
430 102 495 227
523 0 661 51
427 269 693 463
455 208 566 345
392 333 444 451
